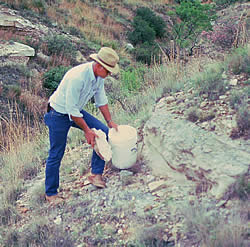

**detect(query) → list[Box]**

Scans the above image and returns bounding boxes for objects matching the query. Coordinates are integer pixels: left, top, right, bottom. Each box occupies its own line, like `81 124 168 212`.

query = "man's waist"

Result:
47 103 68 116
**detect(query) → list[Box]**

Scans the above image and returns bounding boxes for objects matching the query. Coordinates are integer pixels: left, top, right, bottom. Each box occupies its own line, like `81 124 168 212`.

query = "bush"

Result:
202 21 237 48
192 64 227 100
186 107 199 122
234 175 250 200
44 34 77 59
133 224 169 247
128 17 156 46
226 47 250 75
43 66 71 96
133 42 161 65
229 89 248 109
180 199 248 246
236 103 250 135
120 66 146 93
135 7 166 39
128 7 165 46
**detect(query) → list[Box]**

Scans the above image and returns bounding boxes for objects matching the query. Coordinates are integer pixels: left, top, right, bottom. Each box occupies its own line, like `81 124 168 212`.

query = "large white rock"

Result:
0 41 35 57
92 128 112 162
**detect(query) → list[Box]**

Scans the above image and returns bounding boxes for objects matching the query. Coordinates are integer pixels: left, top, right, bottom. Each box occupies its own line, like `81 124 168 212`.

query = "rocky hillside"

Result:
0 1 249 246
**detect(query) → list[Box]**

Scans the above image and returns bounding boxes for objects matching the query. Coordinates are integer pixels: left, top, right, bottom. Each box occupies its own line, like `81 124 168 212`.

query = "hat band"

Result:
97 55 116 68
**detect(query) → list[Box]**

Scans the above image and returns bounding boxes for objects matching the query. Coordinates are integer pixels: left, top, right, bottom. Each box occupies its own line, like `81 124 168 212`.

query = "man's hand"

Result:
108 120 118 131
99 104 118 131
71 115 99 148
85 129 99 148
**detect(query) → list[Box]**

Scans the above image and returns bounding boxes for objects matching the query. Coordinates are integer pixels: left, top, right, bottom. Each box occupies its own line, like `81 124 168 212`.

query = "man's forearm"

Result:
99 104 112 123
71 115 90 133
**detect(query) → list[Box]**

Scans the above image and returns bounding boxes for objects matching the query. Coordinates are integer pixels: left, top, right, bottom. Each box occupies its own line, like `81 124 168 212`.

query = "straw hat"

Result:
90 47 119 74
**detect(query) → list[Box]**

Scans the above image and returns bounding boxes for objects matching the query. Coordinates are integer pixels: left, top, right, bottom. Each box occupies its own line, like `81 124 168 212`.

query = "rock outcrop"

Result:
0 6 48 34
142 100 250 200
0 40 35 66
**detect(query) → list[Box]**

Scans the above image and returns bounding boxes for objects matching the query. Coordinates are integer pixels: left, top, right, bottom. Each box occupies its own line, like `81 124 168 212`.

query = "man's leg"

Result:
44 112 70 196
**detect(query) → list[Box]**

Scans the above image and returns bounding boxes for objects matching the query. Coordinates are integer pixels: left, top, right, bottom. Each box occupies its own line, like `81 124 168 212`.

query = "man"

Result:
44 47 119 203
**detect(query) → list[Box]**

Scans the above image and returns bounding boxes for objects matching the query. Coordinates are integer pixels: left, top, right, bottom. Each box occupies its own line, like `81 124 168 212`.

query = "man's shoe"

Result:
45 194 64 204
88 174 106 188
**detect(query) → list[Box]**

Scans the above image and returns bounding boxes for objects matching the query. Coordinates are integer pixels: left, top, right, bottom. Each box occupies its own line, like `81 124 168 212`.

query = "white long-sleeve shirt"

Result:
49 62 108 119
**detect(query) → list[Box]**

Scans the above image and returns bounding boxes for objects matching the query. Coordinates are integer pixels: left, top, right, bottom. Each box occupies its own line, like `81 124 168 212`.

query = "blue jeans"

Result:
44 109 109 196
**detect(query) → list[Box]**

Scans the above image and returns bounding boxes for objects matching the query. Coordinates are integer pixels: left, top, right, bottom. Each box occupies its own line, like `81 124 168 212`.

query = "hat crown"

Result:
89 47 119 74
97 47 119 68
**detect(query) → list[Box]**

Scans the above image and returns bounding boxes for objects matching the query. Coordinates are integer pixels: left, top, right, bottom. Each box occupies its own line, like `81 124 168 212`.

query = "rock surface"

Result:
0 41 35 66
143 102 250 200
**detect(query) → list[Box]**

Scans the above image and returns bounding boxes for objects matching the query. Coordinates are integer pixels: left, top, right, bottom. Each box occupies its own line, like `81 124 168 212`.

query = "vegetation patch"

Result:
42 65 72 96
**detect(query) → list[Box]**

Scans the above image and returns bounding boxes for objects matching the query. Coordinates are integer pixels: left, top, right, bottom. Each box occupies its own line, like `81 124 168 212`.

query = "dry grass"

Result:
0 114 47 207
0 100 46 150
46 0 128 44
179 200 249 247
1 0 173 46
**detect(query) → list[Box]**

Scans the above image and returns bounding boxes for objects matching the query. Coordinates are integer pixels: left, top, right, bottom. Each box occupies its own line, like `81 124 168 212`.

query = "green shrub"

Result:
128 7 165 46
192 64 227 100
44 34 77 59
226 47 250 76
133 224 168 247
43 66 71 96
133 42 161 65
105 77 148 114
120 66 145 93
229 89 248 109
128 17 156 46
180 200 248 247
127 7 165 64
135 7 166 39
234 175 250 201
186 107 200 122
236 103 250 135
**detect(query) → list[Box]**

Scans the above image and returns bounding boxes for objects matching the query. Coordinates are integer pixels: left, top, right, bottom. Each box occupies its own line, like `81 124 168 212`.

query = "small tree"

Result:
135 7 166 39
128 7 165 64
128 16 156 46
168 0 216 53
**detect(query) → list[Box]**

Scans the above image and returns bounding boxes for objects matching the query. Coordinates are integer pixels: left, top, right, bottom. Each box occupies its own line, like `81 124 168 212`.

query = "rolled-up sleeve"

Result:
65 78 83 118
94 81 108 107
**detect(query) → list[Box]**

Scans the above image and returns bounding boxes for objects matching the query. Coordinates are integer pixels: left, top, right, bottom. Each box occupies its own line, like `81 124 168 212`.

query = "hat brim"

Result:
90 54 119 75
